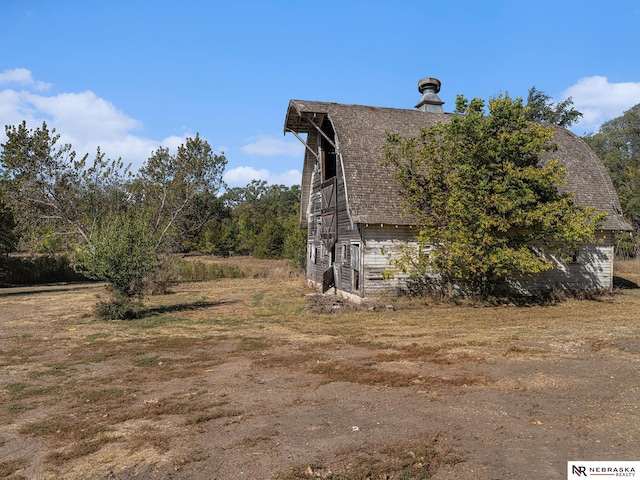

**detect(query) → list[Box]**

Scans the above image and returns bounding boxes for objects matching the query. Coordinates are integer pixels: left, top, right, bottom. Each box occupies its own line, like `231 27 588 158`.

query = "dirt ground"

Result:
1 259 639 479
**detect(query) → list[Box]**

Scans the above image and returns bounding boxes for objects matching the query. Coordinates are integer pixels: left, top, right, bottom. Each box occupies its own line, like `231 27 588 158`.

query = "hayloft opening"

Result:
321 118 337 181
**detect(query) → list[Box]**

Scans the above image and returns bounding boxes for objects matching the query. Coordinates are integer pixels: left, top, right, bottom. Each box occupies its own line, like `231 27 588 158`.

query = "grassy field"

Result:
1 257 639 479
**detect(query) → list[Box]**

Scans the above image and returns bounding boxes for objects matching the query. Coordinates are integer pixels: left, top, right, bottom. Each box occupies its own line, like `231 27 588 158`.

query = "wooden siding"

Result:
355 228 615 297
511 232 615 291
361 224 417 297
309 223 617 297
306 142 363 295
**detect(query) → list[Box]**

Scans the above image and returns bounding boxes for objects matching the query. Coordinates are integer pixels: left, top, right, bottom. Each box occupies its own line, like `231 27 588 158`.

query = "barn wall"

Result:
305 147 363 295
511 232 615 291
360 224 417 297
309 223 616 298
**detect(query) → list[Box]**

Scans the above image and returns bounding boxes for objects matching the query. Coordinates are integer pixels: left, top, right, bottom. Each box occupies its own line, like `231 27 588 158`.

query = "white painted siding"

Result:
361 225 417 297
319 225 616 299
511 232 615 291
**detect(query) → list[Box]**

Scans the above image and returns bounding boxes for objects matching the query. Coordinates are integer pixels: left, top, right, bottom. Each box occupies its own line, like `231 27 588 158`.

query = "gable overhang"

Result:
284 101 354 230
284 101 337 153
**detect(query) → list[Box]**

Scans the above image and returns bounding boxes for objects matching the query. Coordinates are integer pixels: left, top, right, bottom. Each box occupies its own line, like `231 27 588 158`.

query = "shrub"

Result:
76 213 159 299
94 298 142 321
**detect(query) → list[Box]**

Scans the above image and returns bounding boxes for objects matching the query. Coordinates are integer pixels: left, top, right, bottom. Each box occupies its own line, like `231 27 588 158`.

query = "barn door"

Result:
322 265 335 293
320 177 337 251
351 242 361 293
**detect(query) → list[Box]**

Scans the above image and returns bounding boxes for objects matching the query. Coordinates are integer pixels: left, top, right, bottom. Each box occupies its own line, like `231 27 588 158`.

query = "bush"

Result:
76 213 159 299
94 298 142 321
615 231 640 260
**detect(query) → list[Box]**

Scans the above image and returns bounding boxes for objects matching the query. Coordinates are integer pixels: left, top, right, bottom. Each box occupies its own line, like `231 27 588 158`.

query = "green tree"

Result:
584 103 640 228
75 212 159 319
0 195 18 282
253 215 286 258
218 181 302 259
0 121 131 252
0 196 17 256
1 123 228 313
384 94 605 298
133 134 227 253
524 86 583 128
282 210 307 269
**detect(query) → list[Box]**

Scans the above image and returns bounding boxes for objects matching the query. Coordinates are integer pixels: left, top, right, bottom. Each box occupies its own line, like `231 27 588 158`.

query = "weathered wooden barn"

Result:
283 78 632 300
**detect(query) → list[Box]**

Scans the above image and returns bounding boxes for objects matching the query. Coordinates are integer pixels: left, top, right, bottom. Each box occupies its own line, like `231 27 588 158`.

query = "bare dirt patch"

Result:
1 258 639 479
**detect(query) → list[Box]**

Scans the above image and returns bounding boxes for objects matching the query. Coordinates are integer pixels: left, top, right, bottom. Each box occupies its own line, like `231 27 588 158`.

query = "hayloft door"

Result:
320 177 337 293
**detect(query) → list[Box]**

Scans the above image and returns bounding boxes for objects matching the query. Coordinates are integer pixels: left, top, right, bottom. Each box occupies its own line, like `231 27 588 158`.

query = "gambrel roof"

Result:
284 99 632 231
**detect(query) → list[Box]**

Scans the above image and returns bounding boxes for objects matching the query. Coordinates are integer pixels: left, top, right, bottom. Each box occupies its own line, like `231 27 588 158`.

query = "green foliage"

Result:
253 216 286 258
0 254 87 285
524 86 583 128
195 217 236 256
132 133 227 253
0 196 17 255
584 103 640 229
0 120 303 290
93 298 142 321
204 181 303 261
384 94 605 298
76 212 159 300
282 212 307 269
0 121 131 252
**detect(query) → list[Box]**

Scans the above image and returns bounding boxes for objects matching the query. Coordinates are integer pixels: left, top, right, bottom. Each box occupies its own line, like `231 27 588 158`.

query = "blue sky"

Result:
2 0 640 187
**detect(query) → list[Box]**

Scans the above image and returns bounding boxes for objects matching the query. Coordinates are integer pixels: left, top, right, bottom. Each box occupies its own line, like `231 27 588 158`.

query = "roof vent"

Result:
416 77 444 113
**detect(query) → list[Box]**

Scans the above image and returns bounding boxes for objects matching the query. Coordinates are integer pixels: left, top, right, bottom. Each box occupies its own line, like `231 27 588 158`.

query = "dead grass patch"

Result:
1 257 639 476
0 458 27 478
185 409 242 425
236 429 280 448
274 435 462 480
19 416 108 441
308 360 485 388
45 434 116 467
140 392 209 417
255 352 321 369
125 424 171 454
310 361 418 387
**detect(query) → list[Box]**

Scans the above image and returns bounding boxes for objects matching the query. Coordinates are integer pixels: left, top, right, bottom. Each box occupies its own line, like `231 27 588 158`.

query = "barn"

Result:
283 78 632 301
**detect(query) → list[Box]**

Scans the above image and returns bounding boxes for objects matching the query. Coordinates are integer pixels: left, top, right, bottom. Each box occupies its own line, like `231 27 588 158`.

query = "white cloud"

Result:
25 90 141 140
0 67 50 91
224 166 270 187
223 166 301 188
0 69 196 171
230 135 303 187
563 76 640 133
240 134 303 157
270 169 302 186
0 69 301 187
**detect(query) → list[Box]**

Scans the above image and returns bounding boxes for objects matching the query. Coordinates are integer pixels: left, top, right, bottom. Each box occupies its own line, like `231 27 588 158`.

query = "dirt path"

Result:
1 273 639 479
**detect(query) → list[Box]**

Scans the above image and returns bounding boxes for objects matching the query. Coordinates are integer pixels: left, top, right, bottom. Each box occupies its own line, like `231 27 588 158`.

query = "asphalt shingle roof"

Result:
284 100 631 231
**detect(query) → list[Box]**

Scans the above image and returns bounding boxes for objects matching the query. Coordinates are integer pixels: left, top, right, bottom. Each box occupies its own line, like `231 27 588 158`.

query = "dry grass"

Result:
274 435 462 480
0 256 639 478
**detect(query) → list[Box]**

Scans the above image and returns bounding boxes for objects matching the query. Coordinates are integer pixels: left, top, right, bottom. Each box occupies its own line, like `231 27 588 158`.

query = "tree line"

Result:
1 87 639 305
0 122 305 316
583 103 640 258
